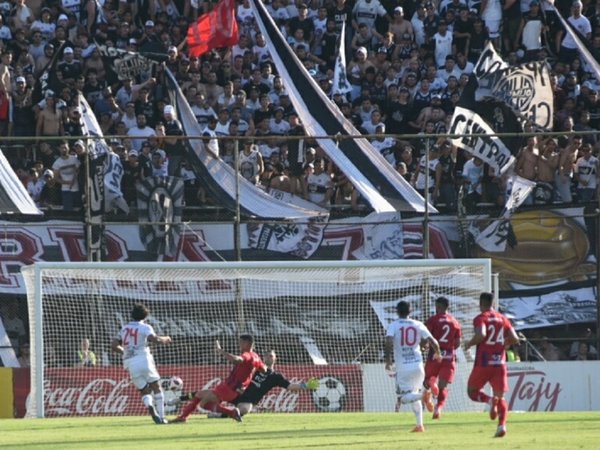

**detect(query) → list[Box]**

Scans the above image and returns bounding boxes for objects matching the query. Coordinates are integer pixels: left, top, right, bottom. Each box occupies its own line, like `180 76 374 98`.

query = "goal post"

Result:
21 259 491 418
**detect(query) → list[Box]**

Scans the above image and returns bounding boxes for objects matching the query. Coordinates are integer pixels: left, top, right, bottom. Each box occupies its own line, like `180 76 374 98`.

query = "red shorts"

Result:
213 382 239 403
468 365 508 393
425 359 456 383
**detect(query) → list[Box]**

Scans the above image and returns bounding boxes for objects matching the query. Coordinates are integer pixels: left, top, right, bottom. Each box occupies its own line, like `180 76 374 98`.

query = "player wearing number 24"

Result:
384 301 442 433
465 292 519 438
111 303 172 425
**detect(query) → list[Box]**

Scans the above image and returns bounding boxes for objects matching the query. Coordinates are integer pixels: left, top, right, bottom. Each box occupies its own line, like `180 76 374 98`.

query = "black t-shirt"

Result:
234 369 290 405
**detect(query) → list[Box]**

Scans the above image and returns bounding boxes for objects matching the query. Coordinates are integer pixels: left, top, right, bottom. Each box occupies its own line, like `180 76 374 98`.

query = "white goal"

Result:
21 259 491 418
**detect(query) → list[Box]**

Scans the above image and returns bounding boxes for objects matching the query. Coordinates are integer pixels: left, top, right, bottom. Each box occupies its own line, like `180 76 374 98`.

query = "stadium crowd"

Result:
0 0 597 213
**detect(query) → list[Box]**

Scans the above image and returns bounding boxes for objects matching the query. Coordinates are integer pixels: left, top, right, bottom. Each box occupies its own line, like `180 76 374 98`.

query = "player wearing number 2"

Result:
465 292 519 438
111 303 172 424
425 296 462 419
384 300 442 433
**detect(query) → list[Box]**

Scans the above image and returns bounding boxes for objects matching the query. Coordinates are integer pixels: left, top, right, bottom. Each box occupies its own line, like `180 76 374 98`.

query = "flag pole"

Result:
423 139 430 259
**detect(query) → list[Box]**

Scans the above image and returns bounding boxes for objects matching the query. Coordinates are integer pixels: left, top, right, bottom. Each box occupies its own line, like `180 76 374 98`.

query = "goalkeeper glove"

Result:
303 377 320 390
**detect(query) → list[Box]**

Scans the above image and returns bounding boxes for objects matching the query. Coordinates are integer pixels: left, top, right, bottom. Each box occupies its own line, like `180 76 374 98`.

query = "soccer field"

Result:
1 412 598 449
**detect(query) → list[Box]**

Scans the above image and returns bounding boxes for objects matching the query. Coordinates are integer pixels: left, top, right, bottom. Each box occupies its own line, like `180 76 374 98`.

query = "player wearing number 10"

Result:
385 301 442 433
465 292 519 438
111 303 172 424
425 296 462 419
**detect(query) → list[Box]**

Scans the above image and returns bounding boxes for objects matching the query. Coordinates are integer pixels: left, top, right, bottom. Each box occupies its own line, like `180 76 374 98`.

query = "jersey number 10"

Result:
398 326 418 346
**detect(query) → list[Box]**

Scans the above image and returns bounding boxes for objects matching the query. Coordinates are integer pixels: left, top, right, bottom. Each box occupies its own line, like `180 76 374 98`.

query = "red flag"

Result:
187 0 239 58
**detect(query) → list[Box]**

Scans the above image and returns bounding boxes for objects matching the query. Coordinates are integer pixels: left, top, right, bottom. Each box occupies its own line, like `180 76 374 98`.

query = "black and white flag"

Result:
80 95 129 260
449 106 516 175
97 44 156 81
331 22 352 97
474 175 536 252
137 176 184 257
474 44 553 130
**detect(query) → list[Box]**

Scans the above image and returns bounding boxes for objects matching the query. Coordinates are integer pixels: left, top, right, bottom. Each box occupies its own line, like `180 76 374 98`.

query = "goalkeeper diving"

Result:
169 350 320 417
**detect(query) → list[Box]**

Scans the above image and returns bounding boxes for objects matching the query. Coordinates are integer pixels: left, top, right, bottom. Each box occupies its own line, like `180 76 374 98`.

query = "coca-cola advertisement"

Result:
14 364 363 417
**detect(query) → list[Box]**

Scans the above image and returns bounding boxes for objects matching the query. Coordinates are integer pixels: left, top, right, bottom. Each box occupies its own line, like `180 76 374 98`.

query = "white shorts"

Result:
395 364 424 395
484 18 501 38
124 354 160 390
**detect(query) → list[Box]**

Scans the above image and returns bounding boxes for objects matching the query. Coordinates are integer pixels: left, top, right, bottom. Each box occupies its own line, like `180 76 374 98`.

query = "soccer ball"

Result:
312 376 346 412
168 376 184 391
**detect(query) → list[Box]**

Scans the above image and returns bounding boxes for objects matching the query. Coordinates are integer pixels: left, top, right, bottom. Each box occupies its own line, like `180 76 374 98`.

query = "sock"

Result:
498 398 508 426
411 398 424 427
180 397 200 419
215 403 236 417
399 392 422 404
469 390 492 403
142 394 153 408
437 387 448 409
154 391 165 418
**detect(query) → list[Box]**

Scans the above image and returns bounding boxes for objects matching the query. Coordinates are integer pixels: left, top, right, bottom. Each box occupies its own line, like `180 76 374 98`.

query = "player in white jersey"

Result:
112 303 172 424
384 301 441 432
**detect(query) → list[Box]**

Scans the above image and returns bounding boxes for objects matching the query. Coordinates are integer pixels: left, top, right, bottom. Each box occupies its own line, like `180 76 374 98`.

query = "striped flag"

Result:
331 22 352 98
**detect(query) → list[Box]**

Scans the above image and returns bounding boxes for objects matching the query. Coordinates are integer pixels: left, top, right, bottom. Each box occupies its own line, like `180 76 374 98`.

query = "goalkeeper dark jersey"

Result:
234 368 291 405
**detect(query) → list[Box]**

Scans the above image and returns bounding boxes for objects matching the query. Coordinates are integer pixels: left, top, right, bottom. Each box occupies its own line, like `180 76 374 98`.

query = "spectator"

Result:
574 142 599 202
163 104 185 176
537 336 564 361
569 328 598 360
462 156 484 213
52 140 81 211
76 338 97 367
18 342 30 368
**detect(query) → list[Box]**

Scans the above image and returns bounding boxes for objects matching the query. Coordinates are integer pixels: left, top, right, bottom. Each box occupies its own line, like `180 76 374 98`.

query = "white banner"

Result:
331 22 352 97
352 211 404 259
449 106 516 174
473 42 508 80
476 49 553 130
475 175 536 252
501 286 597 330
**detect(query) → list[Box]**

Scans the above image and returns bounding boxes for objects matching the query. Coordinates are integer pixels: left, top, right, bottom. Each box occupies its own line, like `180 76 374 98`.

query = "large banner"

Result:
13 365 362 417
2 206 597 329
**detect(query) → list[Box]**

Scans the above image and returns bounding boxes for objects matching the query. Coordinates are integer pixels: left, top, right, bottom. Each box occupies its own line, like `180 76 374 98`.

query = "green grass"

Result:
1 412 599 450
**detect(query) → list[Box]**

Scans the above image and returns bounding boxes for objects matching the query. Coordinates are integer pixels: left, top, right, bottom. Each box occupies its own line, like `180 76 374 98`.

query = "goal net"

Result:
21 260 491 418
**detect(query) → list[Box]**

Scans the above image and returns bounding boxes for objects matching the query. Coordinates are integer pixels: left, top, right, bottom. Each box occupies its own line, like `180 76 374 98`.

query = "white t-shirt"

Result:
352 0 387 28
127 126 156 151
119 321 156 361
562 15 592 49
575 155 598 189
306 171 333 205
433 32 454 68
52 155 80 192
386 317 432 367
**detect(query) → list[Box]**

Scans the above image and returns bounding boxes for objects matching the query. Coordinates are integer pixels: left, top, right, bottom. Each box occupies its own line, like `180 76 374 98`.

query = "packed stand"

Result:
0 0 597 213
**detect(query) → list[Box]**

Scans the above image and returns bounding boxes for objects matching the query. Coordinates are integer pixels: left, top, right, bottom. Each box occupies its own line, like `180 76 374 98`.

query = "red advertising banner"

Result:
13 365 363 417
